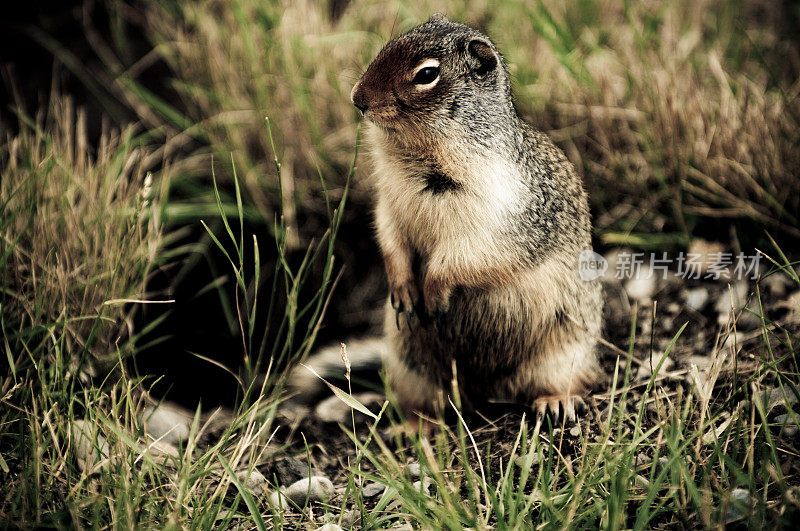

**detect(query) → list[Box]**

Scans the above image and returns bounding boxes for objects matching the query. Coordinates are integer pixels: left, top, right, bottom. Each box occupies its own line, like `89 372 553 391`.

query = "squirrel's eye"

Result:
413 66 440 85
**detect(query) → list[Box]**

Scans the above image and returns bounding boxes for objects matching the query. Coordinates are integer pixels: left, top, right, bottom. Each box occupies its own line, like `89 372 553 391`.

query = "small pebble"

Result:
284 476 335 506
71 419 110 473
714 280 749 313
782 290 800 321
514 453 541 468
687 239 727 277
684 355 714 371
774 413 799 437
685 287 709 311
635 454 651 468
315 525 344 531
143 403 192 446
406 462 421 478
715 281 760 329
725 488 753 523
569 425 580 437
636 355 675 381
340 509 360 528
413 477 433 496
272 456 317 486
269 489 287 510
362 482 386 498
236 469 268 497
315 392 384 424
624 265 657 300
761 387 799 410
762 273 792 298
722 331 746 353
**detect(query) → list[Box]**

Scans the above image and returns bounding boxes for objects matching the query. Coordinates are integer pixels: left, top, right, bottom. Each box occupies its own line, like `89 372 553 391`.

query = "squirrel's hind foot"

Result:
533 394 588 425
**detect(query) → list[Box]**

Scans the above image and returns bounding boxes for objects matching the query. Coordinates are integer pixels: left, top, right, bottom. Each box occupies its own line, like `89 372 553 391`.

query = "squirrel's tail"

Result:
286 337 387 403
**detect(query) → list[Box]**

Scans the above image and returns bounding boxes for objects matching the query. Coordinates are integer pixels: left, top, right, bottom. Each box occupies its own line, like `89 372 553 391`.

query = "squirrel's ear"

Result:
466 38 497 76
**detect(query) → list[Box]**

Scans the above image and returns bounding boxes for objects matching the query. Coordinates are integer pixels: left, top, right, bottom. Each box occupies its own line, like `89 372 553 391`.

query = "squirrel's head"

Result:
351 14 514 147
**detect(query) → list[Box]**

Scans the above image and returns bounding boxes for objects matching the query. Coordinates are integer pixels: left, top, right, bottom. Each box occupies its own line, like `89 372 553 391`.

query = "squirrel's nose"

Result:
351 81 368 114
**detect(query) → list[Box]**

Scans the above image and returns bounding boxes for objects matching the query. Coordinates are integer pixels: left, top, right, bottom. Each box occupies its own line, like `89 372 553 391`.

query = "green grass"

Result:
2 0 800 528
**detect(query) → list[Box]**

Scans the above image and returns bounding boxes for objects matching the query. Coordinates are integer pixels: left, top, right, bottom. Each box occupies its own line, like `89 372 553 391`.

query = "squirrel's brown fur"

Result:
293 14 603 421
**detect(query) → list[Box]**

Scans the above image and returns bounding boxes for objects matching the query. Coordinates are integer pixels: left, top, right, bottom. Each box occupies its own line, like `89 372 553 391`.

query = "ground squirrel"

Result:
294 14 603 422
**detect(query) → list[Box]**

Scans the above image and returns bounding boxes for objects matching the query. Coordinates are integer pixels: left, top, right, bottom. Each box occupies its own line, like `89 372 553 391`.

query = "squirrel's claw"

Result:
390 280 420 330
405 308 415 334
533 395 585 426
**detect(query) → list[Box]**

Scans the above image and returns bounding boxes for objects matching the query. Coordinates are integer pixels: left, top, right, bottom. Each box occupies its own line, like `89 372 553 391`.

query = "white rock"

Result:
774 413 799 437
762 273 792 298
722 331 746 353
624 265 657 300
715 281 760 329
145 439 179 466
687 239 727 278
339 509 360 528
684 288 709 311
362 482 386 498
684 355 714 371
725 488 753 523
406 462 421 478
143 403 192 445
715 280 749 314
784 290 800 326
514 453 541 468
315 525 344 531
236 468 268 497
284 476 335 505
314 392 383 424
269 489 287 510
602 249 629 281
71 419 110 473
412 477 433 496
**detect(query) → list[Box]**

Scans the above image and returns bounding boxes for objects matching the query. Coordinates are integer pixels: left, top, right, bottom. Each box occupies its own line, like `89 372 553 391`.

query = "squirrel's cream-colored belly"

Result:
370 136 525 259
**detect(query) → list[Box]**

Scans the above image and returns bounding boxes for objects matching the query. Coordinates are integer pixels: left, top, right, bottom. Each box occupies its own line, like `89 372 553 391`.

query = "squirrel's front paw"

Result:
390 279 420 327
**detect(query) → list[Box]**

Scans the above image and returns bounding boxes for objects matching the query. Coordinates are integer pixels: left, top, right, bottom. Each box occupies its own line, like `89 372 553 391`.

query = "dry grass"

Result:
0 95 168 371
500 0 800 241
106 0 800 246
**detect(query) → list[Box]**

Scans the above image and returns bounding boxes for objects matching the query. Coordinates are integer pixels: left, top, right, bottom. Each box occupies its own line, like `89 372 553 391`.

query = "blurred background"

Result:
3 0 799 407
